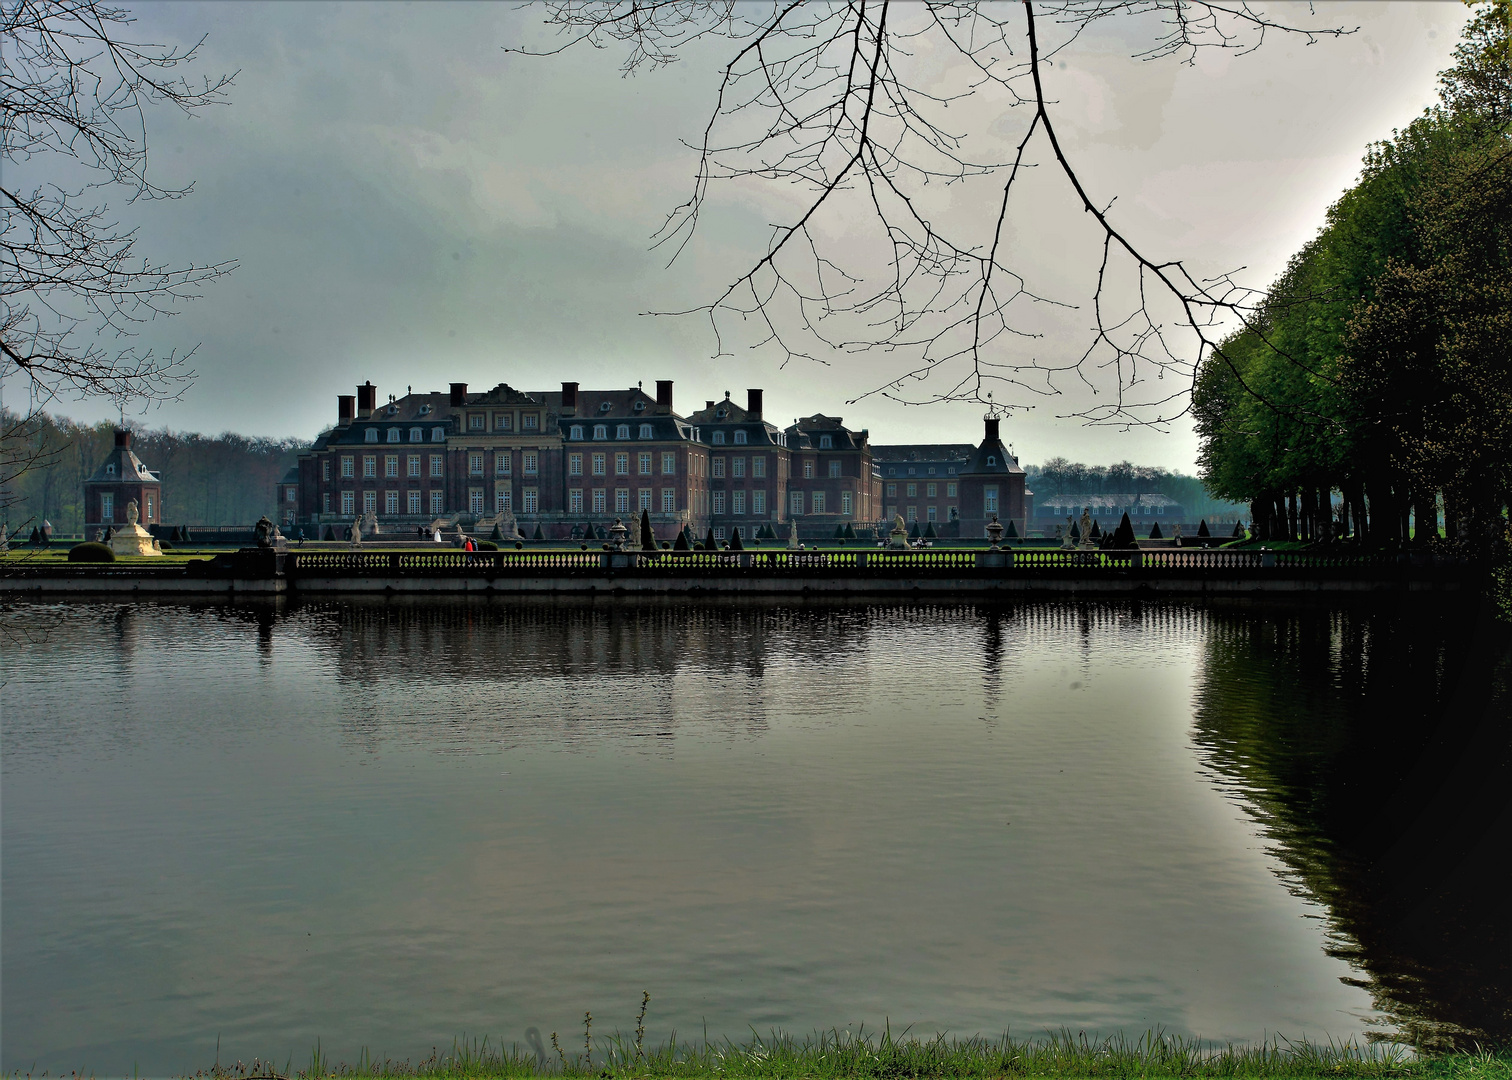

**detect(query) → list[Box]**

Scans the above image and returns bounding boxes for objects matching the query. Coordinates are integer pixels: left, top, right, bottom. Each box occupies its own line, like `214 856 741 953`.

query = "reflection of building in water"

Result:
1190 603 1511 1051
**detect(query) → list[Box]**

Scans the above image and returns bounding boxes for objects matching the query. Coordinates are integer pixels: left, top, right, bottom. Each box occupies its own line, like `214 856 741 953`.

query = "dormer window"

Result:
987 455 997 466
387 428 401 443
419 404 432 416
105 463 116 476
617 424 630 439
716 407 728 420
364 428 379 443
594 424 607 440
820 435 833 449
570 425 584 441
712 431 726 445
639 423 653 439
948 466 956 475
410 427 423 442
431 427 446 441
633 400 647 412
733 430 747 445
468 413 485 431
599 402 612 413
386 404 399 416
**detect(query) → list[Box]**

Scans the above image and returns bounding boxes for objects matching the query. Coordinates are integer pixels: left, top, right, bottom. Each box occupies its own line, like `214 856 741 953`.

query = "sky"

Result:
11 1 1473 471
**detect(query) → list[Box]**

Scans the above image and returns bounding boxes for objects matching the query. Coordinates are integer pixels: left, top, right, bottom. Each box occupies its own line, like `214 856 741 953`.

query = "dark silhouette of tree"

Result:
519 1 1351 423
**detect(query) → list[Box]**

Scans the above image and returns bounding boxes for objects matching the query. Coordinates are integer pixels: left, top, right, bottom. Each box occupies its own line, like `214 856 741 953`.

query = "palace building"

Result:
287 378 1021 540
84 429 163 537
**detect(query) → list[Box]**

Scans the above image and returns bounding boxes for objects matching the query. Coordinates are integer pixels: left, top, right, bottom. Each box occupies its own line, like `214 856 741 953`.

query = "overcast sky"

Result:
16 1 1472 471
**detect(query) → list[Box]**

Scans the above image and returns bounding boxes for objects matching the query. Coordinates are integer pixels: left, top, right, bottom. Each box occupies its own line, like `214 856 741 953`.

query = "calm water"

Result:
2 597 1507 1073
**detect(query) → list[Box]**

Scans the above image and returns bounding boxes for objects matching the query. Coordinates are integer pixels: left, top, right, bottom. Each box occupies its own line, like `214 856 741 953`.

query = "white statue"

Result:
1079 508 1094 549
787 520 801 550
126 499 140 526
0 523 8 554
349 518 363 549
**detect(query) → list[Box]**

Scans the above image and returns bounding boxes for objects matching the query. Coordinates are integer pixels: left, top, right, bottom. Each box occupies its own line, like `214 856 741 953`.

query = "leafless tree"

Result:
518 1 1352 425
1 0 236 514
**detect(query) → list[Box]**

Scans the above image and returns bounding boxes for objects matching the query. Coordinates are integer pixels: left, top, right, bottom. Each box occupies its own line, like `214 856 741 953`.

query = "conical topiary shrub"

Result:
1233 520 1245 538
1113 512 1136 549
835 524 846 540
1149 521 1163 539
1197 519 1210 537
490 522 503 541
1003 519 1017 539
323 525 336 541
704 526 718 551
1090 520 1102 538
729 526 744 551
1070 522 1080 541
533 522 545 541
909 520 921 538
673 529 690 551
924 520 939 539
640 508 656 551
843 522 856 540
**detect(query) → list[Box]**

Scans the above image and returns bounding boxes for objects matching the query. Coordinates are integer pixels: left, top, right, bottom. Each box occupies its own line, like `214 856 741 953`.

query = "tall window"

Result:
101 492 114 521
638 452 652 475
733 490 746 515
985 486 999 513
322 459 331 481
522 487 538 512
385 490 399 515
841 491 853 516
569 489 583 513
617 424 630 439
408 490 422 515
734 430 747 445
927 505 938 522
522 452 538 475
753 489 766 516
712 457 726 478
639 423 653 439
408 454 421 477
469 453 484 475
592 453 606 476
927 482 937 497
907 505 917 522
615 452 629 475
341 455 354 478
323 493 332 514
569 453 583 476
790 490 804 515
639 488 652 510
430 490 444 515
615 488 629 513
712 491 725 515
341 491 355 515
812 491 826 513
430 455 443 478
803 459 814 479
947 482 957 497
363 455 377 479
753 456 766 479
661 452 676 475
496 486 512 513
828 460 841 478
886 483 897 497
907 483 917 497
592 489 606 513
661 488 675 512
819 435 833 449
496 453 511 476
470 488 484 514
363 490 377 513
385 455 399 478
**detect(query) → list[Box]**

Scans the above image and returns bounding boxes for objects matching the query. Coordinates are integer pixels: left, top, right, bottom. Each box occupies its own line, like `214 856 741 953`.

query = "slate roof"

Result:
785 414 868 451
685 394 785 446
85 445 158 484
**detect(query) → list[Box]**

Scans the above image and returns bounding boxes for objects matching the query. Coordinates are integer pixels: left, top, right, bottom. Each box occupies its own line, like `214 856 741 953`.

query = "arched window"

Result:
594 424 608 440
987 455 997 466
617 424 630 440
820 435 833 449
410 428 423 442
733 430 747 445
712 430 726 445
639 423 653 439
570 425 583 440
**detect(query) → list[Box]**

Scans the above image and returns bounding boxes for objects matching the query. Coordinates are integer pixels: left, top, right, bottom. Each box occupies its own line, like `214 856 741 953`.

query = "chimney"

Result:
747 388 763 420
338 395 355 426
356 381 376 417
705 400 715 410
449 382 467 407
656 379 673 412
561 381 578 415
114 428 131 449
984 415 1001 444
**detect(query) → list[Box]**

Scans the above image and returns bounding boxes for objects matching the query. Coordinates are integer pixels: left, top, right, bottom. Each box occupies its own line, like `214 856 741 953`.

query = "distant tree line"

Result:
1023 459 1242 519
1193 4 1510 549
1 410 306 535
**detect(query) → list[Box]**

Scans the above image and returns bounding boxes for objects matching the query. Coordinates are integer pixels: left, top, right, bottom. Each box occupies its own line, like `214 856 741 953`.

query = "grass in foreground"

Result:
165 1027 1511 1080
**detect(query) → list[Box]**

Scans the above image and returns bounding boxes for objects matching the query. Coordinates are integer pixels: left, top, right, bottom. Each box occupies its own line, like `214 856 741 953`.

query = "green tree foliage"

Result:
1194 1 1511 552
1 409 305 534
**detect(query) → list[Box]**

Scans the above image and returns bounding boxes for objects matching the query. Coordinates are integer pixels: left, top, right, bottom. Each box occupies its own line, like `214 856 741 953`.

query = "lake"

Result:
2 596 1506 1073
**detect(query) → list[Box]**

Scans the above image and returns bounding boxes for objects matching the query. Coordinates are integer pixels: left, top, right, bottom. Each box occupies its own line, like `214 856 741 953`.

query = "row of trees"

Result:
1023 459 1239 519
1194 2 1510 548
2 410 305 535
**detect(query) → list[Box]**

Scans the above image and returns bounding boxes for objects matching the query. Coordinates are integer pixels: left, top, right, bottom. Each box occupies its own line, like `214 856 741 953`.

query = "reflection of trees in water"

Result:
1191 601 1512 1050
